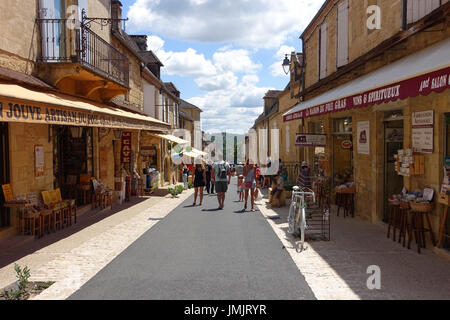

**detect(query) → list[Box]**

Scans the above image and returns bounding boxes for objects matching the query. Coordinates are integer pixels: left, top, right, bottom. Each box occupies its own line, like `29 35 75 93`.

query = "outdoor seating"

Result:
407 202 436 254
387 200 401 241
41 190 64 231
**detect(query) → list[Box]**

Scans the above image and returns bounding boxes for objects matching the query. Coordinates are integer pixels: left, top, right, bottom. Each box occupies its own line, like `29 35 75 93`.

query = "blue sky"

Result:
121 0 325 134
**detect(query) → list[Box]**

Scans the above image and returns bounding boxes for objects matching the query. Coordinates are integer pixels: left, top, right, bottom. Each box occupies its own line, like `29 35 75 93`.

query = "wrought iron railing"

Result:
37 19 129 88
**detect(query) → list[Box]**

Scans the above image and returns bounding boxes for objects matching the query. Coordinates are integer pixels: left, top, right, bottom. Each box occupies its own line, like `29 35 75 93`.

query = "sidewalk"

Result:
257 195 450 300
0 187 194 300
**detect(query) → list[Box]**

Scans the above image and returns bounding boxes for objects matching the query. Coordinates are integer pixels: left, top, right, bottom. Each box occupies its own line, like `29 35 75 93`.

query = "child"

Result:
237 175 245 202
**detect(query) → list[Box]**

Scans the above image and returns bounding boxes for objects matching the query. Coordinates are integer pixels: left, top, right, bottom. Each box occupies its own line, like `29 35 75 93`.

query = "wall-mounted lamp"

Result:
282 54 291 75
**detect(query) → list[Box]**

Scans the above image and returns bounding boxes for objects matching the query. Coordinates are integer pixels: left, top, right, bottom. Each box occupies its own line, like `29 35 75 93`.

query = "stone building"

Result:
280 0 450 249
0 0 179 238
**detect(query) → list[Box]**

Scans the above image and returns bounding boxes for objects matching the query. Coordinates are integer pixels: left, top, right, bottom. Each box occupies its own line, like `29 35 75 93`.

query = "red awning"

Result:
284 38 450 122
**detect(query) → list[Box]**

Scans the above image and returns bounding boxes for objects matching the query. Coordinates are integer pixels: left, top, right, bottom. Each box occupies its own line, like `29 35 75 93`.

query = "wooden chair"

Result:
407 202 436 254
42 191 63 231
387 202 401 241
22 212 41 237
55 189 71 227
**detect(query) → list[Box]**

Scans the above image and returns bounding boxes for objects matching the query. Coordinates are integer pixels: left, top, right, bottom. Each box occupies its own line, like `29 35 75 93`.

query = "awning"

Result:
151 133 189 145
183 148 207 158
0 83 170 131
283 38 450 122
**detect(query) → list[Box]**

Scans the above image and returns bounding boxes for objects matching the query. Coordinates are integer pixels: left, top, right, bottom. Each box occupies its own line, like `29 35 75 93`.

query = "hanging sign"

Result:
341 140 353 149
412 110 434 154
34 145 45 177
295 134 327 147
121 132 132 163
357 121 370 155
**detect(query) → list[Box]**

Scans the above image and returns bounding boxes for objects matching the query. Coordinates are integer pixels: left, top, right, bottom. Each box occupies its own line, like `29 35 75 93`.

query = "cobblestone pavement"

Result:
0 188 194 300
257 195 450 300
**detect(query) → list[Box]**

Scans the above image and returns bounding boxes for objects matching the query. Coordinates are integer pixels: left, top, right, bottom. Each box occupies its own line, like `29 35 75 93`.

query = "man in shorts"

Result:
212 160 231 210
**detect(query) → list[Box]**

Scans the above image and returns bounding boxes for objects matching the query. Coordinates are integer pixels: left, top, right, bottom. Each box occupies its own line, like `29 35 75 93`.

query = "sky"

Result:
121 0 326 134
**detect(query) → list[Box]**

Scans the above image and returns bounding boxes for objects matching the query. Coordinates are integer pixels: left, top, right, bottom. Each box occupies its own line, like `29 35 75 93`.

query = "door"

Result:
444 114 450 249
0 123 10 228
39 0 66 61
383 120 404 222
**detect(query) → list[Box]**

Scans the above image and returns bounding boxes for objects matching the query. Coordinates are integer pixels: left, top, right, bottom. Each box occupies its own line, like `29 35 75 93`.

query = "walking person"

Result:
212 159 231 210
243 159 257 212
193 163 206 206
297 161 312 189
205 163 213 194
271 173 285 202
182 165 189 190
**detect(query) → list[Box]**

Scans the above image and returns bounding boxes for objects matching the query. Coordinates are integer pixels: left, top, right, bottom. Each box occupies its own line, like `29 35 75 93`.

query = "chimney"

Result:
130 35 148 51
111 0 123 31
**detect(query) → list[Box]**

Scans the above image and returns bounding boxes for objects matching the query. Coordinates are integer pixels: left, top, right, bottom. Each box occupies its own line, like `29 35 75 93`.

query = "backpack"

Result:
219 163 228 179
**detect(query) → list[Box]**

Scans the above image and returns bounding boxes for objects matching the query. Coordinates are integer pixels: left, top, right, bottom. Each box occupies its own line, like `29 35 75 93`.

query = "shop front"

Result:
0 83 169 237
283 38 450 245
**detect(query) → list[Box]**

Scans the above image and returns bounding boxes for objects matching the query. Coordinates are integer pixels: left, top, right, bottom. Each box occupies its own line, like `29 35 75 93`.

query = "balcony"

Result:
36 19 129 102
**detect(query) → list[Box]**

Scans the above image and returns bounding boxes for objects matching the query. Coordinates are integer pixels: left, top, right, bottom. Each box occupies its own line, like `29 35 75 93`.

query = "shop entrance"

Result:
53 126 94 199
332 117 354 186
382 113 404 222
0 123 10 228
444 113 450 249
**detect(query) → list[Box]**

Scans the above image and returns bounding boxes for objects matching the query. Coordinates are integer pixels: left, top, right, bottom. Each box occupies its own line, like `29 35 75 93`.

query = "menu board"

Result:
412 110 434 154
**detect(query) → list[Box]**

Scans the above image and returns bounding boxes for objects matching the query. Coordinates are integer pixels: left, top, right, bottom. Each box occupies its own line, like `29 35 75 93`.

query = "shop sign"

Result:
0 98 168 131
284 66 450 122
412 110 434 154
357 121 370 155
295 134 327 147
121 132 132 163
34 145 45 177
341 140 353 149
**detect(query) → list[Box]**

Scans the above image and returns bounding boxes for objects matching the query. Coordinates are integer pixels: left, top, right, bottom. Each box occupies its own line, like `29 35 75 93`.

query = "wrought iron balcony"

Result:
37 19 129 88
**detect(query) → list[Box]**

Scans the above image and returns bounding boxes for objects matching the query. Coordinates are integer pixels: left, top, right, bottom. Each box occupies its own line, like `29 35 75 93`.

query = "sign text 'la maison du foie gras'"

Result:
283 66 450 122
0 100 158 130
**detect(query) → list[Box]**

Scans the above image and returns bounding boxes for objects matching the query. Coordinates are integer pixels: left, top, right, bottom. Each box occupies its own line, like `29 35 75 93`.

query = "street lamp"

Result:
282 54 291 75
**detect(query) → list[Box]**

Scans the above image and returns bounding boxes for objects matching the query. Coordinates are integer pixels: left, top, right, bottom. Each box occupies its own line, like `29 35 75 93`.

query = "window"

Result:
406 0 441 25
319 23 327 80
334 117 352 134
337 0 349 67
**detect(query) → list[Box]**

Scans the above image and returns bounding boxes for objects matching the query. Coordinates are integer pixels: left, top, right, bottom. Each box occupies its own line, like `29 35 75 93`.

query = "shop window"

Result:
334 117 352 134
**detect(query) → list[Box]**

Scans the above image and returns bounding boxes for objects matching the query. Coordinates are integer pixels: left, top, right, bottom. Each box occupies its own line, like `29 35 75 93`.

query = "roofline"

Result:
300 0 332 40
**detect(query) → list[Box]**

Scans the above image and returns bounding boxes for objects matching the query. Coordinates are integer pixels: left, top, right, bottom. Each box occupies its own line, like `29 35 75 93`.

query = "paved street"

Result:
68 179 316 300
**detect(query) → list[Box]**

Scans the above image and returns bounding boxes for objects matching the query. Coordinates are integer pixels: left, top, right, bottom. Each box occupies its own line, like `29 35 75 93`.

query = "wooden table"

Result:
438 194 450 248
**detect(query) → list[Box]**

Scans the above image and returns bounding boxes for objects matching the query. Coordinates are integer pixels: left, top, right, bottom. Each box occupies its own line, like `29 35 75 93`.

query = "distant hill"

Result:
204 132 246 164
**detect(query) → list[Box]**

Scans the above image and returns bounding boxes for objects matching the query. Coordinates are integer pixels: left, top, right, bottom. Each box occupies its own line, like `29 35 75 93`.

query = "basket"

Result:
409 201 433 213
399 201 410 210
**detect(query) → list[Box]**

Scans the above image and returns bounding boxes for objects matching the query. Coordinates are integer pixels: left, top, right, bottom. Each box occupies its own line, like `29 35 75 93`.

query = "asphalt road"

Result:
69 178 316 300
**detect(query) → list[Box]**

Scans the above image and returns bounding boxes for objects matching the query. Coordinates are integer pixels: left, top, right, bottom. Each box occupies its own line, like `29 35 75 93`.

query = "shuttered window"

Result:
407 0 441 24
337 0 349 68
319 23 327 80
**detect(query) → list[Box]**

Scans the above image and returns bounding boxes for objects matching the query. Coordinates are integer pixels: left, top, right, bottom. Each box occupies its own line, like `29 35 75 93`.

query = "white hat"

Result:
302 161 308 167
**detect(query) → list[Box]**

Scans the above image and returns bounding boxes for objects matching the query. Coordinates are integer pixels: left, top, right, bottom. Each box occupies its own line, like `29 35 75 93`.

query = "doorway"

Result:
53 126 94 197
332 117 354 186
0 123 10 228
382 115 404 222
444 113 450 249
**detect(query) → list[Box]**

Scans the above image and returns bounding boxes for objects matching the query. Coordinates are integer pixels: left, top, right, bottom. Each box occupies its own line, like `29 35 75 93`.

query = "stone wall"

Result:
0 0 38 74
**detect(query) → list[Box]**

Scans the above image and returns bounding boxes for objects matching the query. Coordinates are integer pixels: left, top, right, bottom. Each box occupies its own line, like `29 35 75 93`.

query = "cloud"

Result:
128 0 326 49
270 45 296 77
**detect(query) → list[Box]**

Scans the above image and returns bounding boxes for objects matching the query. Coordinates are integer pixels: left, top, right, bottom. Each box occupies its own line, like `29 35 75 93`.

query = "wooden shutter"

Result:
337 0 349 67
319 23 327 80
407 0 441 24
